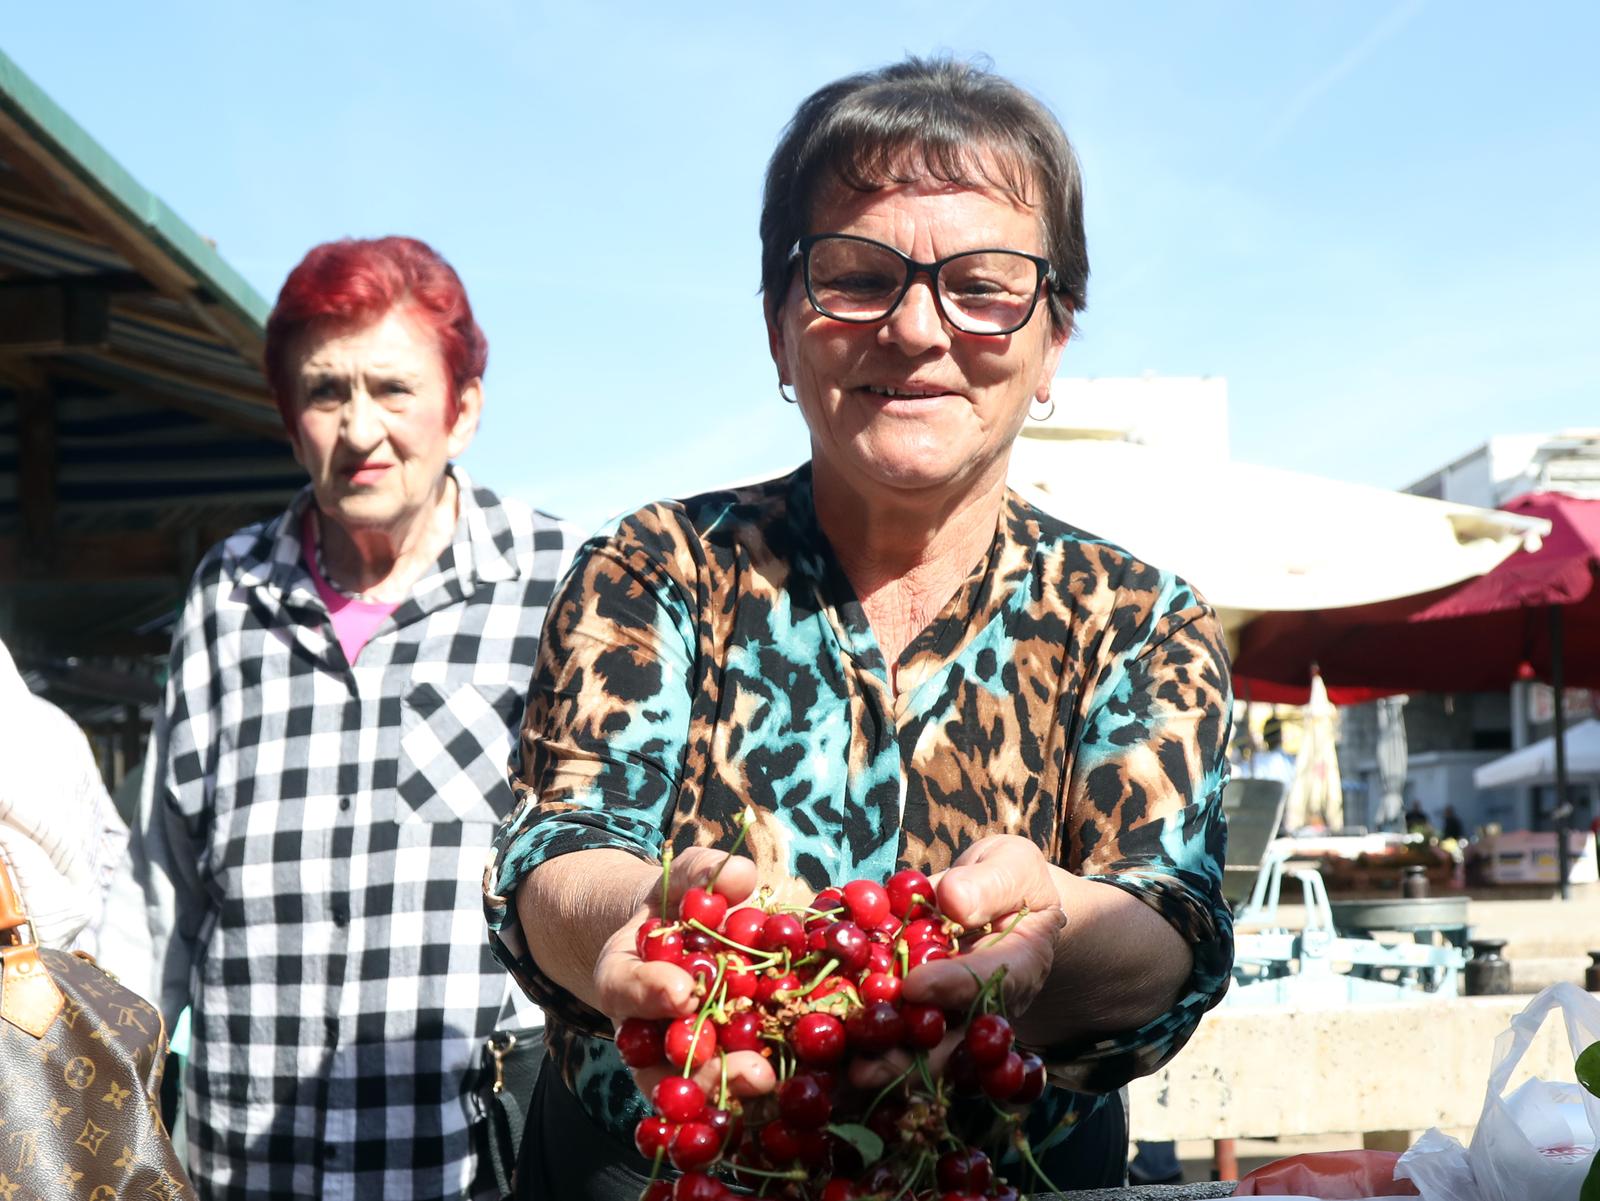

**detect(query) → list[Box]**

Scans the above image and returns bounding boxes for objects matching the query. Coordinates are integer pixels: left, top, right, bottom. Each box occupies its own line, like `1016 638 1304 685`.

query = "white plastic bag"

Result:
1397 982 1600 1201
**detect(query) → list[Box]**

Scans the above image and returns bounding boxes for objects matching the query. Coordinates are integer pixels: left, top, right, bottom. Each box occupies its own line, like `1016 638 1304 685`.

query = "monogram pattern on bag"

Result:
0 953 193 1199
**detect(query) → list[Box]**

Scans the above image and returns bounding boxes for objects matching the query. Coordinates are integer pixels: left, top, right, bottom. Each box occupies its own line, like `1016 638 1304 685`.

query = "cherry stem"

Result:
718 1049 730 1111
722 1163 807 1182
1013 1125 1065 1196
863 1061 916 1119
658 846 674 917
686 919 777 962
796 958 840 997
706 809 754 891
978 905 1030 950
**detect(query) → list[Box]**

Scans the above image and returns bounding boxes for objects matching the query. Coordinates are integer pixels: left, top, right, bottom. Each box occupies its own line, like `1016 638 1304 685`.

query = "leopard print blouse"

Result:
485 464 1233 1160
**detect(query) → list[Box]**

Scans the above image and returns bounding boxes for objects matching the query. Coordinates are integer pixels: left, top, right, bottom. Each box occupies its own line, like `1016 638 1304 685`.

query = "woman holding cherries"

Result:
486 56 1233 1199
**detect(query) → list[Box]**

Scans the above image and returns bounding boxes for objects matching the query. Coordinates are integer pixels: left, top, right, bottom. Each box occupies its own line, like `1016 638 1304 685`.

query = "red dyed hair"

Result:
263 236 488 426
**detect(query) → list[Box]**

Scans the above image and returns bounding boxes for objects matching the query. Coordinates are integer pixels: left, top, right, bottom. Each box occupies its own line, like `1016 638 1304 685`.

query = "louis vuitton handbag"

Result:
0 853 196 1200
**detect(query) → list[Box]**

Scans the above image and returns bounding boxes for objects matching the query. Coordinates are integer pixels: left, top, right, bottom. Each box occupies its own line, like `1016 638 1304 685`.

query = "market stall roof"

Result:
1007 432 1546 632
0 48 298 663
1474 719 1600 790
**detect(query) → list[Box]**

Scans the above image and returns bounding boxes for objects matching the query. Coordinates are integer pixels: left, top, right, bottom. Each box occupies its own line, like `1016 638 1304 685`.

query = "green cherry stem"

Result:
977 905 1031 950
1013 1125 1066 1196
705 808 756 891
658 846 674 917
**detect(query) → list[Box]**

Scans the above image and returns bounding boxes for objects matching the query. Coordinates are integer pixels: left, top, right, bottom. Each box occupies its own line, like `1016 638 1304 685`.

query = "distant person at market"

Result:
1246 716 1295 787
486 57 1234 1200
135 237 581 1200
1441 803 1466 842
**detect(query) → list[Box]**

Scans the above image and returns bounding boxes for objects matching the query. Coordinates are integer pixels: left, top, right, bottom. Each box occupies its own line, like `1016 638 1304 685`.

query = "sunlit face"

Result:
287 307 481 534
767 166 1068 503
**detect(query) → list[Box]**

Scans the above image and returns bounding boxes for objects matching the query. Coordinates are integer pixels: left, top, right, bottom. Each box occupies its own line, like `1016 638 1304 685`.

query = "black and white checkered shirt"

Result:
137 468 579 1200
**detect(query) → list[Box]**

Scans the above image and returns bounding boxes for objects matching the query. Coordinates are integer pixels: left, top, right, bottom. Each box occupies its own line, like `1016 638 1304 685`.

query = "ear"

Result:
765 303 791 387
446 379 483 458
1035 313 1071 402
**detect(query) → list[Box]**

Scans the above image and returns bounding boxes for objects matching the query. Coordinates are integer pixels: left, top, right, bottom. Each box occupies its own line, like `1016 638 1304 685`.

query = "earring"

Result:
778 382 797 404
1029 393 1056 421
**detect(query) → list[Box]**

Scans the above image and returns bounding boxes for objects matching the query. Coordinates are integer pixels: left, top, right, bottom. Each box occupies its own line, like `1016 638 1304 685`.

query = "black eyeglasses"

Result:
790 233 1057 336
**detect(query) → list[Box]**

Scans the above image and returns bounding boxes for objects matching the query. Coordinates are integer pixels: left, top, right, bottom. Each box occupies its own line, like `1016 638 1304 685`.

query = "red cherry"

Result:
841 879 891 929
811 886 845 914
899 918 944 946
615 1017 664 1068
808 975 856 1002
704 1105 743 1153
980 1050 1026 1100
634 1115 673 1158
636 916 663 955
860 1164 899 1195
682 928 717 954
721 906 766 947
821 920 871 973
936 1147 994 1193
900 1002 946 1049
672 1172 725 1201
860 971 902 1006
905 940 949 969
651 1075 707 1123
679 886 729 930
663 1017 717 1070
777 1073 833 1129
722 953 759 999
794 1127 830 1166
642 927 685 965
758 913 806 957
759 1117 805 1163
865 942 895 975
717 1010 764 1053
946 1041 982 1095
820 1179 859 1201
681 950 719 987
885 869 934 918
642 1182 674 1201
800 1065 840 1094
807 925 829 953
846 1001 907 1056
669 1120 722 1170
1014 1050 1047 1104
790 1012 846 1064
965 1013 1014 1067
755 970 800 1005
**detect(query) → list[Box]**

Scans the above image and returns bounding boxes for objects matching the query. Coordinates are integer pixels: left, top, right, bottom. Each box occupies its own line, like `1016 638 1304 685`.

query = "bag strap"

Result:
0 852 66 1038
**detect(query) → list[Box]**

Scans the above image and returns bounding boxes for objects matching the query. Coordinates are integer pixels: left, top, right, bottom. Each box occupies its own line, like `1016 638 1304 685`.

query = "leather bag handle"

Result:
0 851 67 1037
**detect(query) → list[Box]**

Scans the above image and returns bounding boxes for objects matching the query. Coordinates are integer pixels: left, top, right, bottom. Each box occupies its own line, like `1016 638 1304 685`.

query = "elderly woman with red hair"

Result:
137 236 579 1200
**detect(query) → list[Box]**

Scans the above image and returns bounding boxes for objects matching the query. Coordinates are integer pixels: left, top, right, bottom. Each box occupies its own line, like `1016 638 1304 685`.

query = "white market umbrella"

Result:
1008 434 1546 632
1474 719 1600 790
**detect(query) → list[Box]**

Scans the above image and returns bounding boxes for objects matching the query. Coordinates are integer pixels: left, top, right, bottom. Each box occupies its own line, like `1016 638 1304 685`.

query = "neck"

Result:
318 473 458 602
811 455 1009 669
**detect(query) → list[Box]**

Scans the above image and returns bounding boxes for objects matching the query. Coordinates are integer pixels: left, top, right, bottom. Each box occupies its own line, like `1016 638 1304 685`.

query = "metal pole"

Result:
1551 606 1571 901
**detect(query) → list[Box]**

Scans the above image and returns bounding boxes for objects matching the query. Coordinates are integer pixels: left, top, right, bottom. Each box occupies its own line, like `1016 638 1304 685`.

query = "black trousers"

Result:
515 1062 1128 1200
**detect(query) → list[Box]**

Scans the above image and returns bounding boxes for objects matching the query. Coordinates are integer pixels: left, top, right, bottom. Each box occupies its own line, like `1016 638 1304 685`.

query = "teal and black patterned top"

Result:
485 464 1233 1163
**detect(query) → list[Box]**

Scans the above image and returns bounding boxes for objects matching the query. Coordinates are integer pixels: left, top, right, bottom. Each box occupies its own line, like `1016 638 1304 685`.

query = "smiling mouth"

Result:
862 385 954 400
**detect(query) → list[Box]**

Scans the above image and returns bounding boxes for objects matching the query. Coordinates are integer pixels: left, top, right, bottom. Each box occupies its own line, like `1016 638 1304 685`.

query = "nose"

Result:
878 273 951 356
340 387 385 451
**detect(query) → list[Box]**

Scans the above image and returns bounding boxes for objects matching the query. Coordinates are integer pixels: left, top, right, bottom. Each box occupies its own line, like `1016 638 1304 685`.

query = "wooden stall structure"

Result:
0 49 298 778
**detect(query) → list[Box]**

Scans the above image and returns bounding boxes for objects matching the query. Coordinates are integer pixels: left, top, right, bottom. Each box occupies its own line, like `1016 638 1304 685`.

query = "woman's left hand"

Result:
848 835 1065 1087
905 833 1066 1017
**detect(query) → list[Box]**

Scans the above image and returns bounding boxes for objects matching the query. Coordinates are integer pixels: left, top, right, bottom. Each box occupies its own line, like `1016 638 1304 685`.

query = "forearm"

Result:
1016 867 1193 1047
516 848 658 1014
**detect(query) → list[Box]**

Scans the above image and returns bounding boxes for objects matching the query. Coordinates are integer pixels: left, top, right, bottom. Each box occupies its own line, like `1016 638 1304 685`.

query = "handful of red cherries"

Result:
617 858 1052 1201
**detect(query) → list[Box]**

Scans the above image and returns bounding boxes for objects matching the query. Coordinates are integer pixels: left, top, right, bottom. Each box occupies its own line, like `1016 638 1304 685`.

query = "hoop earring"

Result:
778 382 797 405
1029 394 1055 421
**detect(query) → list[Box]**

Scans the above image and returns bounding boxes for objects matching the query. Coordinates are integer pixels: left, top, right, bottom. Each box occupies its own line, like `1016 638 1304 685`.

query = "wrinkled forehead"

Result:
291 304 443 373
806 140 1043 228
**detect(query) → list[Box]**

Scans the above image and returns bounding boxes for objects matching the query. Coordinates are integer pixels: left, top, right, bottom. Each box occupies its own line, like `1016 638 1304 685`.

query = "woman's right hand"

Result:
595 847 780 1105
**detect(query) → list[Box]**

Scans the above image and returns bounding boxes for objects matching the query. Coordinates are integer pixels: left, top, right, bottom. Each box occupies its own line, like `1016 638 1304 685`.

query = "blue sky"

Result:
7 2 1598 528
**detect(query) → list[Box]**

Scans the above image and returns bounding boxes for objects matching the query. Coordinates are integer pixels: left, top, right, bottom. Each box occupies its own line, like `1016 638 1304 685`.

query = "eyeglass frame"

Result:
787 233 1059 337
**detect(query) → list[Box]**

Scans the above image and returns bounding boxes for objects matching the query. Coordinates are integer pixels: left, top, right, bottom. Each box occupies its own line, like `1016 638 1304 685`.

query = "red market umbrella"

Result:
1233 492 1600 895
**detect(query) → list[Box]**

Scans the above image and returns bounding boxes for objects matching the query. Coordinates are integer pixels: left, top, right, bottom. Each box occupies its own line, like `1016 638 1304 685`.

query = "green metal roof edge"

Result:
0 46 270 332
